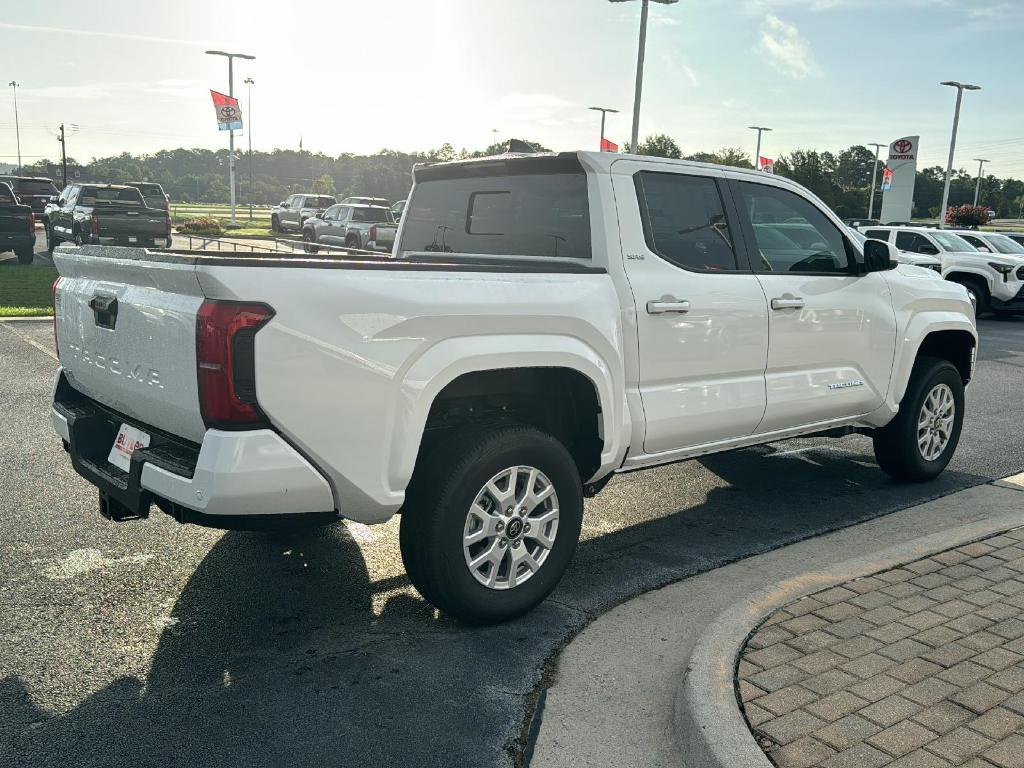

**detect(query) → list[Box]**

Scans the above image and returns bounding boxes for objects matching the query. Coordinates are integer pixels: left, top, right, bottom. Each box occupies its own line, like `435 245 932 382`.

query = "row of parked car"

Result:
270 193 407 253
847 221 1024 316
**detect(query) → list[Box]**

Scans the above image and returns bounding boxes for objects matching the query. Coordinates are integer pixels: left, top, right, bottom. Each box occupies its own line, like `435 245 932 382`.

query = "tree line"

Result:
19 136 1024 220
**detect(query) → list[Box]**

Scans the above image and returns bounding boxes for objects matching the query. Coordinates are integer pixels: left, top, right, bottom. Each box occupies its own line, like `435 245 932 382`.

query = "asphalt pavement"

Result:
0 305 1022 767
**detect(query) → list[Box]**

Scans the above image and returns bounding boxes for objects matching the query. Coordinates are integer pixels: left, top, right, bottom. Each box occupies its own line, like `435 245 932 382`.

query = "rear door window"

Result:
399 161 591 259
895 231 936 253
633 171 739 271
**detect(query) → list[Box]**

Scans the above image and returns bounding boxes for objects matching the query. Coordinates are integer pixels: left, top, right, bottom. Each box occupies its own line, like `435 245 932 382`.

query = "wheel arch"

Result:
392 336 628 496
891 323 977 406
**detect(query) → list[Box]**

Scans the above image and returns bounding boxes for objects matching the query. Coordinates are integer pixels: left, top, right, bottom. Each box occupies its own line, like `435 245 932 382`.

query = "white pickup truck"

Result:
51 151 977 624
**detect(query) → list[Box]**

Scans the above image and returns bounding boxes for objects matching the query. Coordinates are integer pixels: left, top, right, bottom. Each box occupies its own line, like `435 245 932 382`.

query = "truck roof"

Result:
0 174 54 182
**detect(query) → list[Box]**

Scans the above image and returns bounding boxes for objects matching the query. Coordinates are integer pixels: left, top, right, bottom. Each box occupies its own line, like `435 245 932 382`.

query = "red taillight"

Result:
196 300 274 428
28 212 35 232
51 277 61 359
90 212 99 238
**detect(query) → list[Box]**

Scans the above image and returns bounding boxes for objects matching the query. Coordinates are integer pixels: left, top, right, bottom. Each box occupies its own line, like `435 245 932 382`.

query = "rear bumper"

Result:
87 235 171 248
52 371 338 528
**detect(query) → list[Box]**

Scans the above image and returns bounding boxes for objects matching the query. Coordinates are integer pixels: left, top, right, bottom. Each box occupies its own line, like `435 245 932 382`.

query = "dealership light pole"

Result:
972 157 989 207
9 81 21 174
938 80 981 229
867 142 886 220
611 0 679 152
205 50 255 227
749 125 771 171
589 106 619 150
244 77 255 222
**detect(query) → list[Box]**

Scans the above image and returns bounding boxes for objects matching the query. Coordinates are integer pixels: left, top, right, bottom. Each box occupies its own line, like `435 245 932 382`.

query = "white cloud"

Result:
759 14 818 79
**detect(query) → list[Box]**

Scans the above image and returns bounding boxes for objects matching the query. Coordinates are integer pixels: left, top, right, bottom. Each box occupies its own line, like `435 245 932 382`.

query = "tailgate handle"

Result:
89 295 118 329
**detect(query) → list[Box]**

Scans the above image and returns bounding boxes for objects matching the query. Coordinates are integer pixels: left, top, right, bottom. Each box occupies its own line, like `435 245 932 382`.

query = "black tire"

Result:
399 425 583 625
270 215 280 233
873 356 964 482
46 226 58 254
15 246 33 265
302 231 319 254
345 235 360 250
73 229 84 246
960 276 990 316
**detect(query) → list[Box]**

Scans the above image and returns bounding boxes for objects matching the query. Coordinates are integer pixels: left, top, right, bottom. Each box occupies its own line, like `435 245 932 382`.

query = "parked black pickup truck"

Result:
0 175 59 218
0 182 36 264
46 184 171 251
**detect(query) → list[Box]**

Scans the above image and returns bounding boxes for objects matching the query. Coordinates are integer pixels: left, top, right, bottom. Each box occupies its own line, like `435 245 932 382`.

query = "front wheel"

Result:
961 276 990 316
302 231 319 254
873 357 964 482
400 425 583 624
270 215 281 233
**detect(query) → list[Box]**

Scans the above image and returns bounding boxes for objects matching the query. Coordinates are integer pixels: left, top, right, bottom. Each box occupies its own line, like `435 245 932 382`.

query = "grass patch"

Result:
0 264 58 316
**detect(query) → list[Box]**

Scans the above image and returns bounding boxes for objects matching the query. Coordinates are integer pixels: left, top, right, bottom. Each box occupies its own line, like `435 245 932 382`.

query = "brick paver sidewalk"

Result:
738 528 1024 768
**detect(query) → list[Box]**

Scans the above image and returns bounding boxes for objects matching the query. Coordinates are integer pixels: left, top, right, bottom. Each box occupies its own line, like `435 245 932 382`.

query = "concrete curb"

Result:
675 483 1024 768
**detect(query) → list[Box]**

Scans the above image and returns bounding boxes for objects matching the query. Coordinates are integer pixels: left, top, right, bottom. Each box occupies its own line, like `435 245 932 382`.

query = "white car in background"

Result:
863 225 1024 315
949 229 1024 257
847 227 941 273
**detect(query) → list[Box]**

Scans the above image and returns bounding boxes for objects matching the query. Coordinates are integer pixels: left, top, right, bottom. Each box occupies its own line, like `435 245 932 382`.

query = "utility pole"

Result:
749 126 772 171
867 142 886 220
58 124 68 188
938 80 981 228
589 106 619 150
9 81 21 174
611 0 679 152
205 50 255 227
244 77 254 221
972 157 989 207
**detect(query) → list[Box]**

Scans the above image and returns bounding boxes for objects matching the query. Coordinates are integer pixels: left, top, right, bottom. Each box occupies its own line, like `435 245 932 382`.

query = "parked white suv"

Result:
50 152 977 623
863 225 1024 315
847 227 941 273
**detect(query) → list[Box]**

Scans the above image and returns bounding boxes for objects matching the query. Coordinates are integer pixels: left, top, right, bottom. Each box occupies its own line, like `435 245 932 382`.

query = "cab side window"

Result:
894 231 937 254
634 171 739 271
864 229 891 242
738 182 854 274
958 234 986 250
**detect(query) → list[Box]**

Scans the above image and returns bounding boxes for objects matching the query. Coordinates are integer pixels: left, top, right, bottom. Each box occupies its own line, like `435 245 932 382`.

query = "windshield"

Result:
0 185 14 204
931 231 977 252
986 234 1024 254
306 196 335 208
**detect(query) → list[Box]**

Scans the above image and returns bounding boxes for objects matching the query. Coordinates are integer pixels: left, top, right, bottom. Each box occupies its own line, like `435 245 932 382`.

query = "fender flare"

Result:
388 334 629 493
888 315 978 406
944 267 993 289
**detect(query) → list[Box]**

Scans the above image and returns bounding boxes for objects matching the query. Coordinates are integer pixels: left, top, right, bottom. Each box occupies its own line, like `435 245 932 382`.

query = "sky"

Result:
1 0 1023 177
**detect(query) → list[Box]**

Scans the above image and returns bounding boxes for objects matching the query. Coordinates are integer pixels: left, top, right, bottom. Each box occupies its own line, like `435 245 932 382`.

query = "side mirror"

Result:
314 211 324 219
861 239 896 274
976 245 991 253
279 201 289 208
919 244 940 255
58 198 66 206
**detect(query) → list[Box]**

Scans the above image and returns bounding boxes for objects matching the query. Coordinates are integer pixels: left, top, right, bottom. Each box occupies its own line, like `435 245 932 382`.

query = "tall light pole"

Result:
938 80 981 229
749 125 771 170
867 142 886 220
589 106 619 150
205 50 255 227
9 81 21 174
611 0 679 152
244 77 255 222
972 157 989 207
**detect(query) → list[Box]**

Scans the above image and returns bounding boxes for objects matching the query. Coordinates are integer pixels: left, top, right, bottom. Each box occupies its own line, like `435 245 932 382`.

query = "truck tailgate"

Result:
53 247 208 444
95 206 167 240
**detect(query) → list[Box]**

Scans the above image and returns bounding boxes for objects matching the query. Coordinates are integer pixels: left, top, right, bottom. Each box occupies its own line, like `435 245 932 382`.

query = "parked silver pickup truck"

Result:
271 194 336 233
301 203 396 252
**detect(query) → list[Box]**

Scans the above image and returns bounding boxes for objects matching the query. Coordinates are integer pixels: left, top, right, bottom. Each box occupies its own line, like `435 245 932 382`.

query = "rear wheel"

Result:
15 246 33 265
270 215 281 233
400 425 583 624
345 234 360 250
873 357 964 482
73 230 84 246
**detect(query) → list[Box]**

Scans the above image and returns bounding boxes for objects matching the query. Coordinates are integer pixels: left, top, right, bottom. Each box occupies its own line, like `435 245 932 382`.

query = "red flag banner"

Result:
600 137 618 153
759 156 774 174
210 90 243 131
881 167 893 192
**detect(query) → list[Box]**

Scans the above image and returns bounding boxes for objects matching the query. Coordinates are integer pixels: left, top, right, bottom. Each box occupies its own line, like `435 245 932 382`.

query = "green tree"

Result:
313 173 336 195
627 134 682 159
836 145 878 190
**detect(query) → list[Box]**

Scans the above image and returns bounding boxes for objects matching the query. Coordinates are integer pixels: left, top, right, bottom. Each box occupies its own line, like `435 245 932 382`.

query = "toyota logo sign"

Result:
893 139 913 154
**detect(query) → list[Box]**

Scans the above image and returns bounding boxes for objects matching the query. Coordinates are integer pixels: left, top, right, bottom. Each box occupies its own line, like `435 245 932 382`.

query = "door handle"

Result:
771 297 805 310
646 298 691 314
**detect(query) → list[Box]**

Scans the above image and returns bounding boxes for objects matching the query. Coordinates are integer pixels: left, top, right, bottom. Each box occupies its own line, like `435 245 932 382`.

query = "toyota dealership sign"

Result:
880 135 919 223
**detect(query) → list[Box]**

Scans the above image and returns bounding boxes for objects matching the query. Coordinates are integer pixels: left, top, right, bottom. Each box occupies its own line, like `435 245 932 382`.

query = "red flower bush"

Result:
945 204 992 228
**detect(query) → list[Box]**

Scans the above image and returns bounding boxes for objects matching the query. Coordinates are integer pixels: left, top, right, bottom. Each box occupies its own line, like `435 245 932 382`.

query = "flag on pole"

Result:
881 167 893 192
210 90 242 131
600 137 619 153
759 156 774 174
